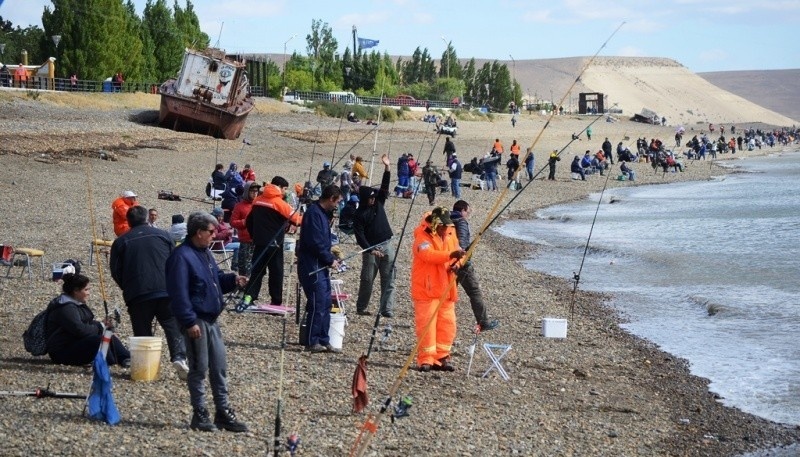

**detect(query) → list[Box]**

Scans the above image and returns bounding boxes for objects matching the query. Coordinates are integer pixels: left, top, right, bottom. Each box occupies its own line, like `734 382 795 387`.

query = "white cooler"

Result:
542 318 568 338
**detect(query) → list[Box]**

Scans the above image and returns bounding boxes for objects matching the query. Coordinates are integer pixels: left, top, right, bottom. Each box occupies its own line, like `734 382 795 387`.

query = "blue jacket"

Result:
297 201 335 282
166 240 237 329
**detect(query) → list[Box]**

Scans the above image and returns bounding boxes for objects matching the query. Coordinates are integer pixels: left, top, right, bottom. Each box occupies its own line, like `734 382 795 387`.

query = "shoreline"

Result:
1 92 799 455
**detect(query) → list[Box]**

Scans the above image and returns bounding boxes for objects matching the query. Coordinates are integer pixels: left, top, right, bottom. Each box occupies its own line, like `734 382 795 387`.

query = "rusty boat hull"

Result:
158 48 254 140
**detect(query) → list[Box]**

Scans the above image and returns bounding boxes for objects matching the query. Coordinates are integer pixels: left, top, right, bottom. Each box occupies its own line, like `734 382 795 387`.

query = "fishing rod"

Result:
329 112 346 166
272 313 290 457
366 78 388 186
350 22 626 457
350 125 441 418
307 120 323 182
570 161 614 321
156 190 213 205
306 240 391 276
0 385 86 400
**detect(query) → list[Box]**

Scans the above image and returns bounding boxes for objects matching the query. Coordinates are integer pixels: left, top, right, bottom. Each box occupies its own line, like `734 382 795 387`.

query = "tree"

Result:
142 0 183 82
461 58 478 105
305 19 338 89
174 0 209 50
438 42 461 80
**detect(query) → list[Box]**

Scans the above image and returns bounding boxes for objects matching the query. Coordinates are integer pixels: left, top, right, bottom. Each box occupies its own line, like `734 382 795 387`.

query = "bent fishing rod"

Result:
350 22 626 457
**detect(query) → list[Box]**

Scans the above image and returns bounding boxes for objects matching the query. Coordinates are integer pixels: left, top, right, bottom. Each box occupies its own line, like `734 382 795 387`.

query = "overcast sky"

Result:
2 0 798 73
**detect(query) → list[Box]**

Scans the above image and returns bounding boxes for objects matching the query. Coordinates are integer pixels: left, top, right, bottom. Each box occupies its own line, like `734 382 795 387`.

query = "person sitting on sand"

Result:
347 111 360 123
46 273 130 367
571 155 586 180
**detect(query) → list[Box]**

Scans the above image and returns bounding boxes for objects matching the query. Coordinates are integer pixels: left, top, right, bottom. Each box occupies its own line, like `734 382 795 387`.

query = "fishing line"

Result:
570 163 613 321
350 22 626 457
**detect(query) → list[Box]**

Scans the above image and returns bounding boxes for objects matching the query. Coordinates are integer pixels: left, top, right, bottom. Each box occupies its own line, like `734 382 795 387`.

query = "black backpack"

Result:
23 307 51 356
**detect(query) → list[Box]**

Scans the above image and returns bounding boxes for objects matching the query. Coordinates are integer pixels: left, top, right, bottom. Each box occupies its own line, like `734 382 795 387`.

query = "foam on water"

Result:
497 151 800 425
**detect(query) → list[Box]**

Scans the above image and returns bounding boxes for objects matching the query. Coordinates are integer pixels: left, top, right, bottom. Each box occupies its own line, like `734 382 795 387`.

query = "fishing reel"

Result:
286 433 300 456
234 295 252 313
335 260 348 273
391 395 413 423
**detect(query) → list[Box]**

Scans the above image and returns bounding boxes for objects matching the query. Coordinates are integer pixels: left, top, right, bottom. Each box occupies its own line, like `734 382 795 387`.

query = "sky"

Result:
1 0 798 73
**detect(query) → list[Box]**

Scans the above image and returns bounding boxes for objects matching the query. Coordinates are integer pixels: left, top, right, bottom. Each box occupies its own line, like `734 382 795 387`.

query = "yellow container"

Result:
129 337 163 381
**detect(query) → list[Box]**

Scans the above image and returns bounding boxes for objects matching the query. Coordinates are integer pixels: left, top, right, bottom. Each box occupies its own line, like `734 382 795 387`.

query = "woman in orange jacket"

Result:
411 207 465 372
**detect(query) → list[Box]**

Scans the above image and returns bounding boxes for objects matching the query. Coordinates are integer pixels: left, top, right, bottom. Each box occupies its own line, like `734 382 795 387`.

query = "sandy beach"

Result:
1 90 798 456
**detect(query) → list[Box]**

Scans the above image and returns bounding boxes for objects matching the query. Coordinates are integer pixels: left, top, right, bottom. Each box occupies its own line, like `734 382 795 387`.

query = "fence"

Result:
276 90 459 110
0 75 162 94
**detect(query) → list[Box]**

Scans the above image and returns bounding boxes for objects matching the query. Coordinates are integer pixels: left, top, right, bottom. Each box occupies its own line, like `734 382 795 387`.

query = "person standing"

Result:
602 138 614 164
166 212 249 433
244 176 301 307
230 182 260 276
547 150 561 181
451 201 498 331
448 153 463 199
422 160 439 205
396 153 410 196
353 154 395 318
111 190 139 236
586 126 592 141
110 206 188 379
524 148 535 181
411 207 465 372
482 152 500 191
297 185 342 353
492 138 504 164
443 137 456 159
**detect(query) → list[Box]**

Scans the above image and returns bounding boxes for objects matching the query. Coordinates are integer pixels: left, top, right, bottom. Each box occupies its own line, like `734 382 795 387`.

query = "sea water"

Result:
496 151 800 426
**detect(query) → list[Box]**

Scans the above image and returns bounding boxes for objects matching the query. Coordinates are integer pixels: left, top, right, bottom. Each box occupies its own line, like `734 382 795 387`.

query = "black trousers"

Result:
49 333 130 366
247 245 285 304
128 297 186 362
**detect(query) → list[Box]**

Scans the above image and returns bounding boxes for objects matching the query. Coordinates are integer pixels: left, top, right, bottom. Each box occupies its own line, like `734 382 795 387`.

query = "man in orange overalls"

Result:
112 191 139 236
411 207 465 372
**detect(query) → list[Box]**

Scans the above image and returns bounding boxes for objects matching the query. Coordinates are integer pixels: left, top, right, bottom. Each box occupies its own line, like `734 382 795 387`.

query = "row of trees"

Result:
282 20 521 109
2 7 519 109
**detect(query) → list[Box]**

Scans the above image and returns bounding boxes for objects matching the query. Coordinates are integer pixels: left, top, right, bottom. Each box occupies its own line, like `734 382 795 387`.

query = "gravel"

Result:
1 91 798 456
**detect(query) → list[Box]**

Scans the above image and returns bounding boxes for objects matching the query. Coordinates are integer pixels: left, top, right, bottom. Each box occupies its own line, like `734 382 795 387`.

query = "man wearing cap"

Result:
353 154 396 317
244 176 301 307
411 207 465 372
316 162 337 189
230 181 260 275
112 190 139 236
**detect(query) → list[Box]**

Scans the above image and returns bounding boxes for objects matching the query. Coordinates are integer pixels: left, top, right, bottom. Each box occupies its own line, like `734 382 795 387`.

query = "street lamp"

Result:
51 35 61 83
441 36 449 79
282 34 296 97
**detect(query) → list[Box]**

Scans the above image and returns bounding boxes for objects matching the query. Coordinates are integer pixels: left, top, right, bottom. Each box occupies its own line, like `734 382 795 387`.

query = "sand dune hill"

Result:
699 69 800 124
578 56 796 127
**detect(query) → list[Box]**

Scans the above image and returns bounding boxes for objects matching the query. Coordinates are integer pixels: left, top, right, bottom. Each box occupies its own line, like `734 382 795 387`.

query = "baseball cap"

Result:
323 162 331 168
430 207 454 226
122 190 137 198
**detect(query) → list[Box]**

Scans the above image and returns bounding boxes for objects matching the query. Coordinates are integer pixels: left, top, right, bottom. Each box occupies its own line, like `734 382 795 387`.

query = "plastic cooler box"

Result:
542 318 568 338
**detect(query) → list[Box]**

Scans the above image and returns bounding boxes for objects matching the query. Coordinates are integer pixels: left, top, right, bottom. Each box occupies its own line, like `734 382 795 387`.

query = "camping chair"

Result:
336 221 356 244
482 343 512 381
209 240 234 270
3 245 46 280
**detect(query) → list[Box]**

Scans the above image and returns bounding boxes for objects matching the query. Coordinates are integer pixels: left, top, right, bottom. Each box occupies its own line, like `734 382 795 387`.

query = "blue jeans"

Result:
450 178 461 199
485 171 498 190
185 320 230 411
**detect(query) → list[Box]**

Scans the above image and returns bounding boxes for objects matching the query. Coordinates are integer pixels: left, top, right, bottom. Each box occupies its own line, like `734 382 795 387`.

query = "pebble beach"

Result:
1 90 798 456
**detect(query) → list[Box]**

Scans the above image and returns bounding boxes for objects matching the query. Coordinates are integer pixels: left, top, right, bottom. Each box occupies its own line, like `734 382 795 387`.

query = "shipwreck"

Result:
159 48 254 140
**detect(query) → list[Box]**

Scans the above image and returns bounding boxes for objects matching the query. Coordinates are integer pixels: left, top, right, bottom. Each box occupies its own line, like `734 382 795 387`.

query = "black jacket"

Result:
450 211 471 250
353 170 393 250
45 294 103 352
110 224 173 305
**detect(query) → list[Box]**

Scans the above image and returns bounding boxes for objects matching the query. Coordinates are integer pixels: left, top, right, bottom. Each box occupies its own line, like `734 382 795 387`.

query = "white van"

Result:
328 91 362 105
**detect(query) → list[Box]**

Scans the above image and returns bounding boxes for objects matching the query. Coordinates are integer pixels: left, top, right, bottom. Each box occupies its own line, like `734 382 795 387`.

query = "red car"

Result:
396 94 419 106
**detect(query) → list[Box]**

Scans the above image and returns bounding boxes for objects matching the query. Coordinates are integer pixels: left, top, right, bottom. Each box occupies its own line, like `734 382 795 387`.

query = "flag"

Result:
357 38 379 50
87 349 121 425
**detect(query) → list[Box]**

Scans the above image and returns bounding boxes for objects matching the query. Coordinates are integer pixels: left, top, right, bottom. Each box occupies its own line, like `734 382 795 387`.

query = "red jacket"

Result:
240 168 256 183
231 199 254 243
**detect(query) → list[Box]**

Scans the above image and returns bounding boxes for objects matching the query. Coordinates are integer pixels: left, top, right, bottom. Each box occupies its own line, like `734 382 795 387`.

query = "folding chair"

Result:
88 239 113 266
336 223 356 244
4 246 46 280
482 343 512 381
209 240 234 270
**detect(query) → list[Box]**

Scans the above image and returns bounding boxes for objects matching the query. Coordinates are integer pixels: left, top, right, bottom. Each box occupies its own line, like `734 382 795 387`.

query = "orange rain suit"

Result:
112 197 139 236
410 215 460 367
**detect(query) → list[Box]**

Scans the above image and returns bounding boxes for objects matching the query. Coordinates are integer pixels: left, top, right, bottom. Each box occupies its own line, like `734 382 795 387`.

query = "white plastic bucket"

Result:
328 313 347 350
129 337 163 381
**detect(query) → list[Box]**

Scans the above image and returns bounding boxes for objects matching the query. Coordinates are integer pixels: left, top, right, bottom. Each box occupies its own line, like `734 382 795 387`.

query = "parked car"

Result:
396 94 421 106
